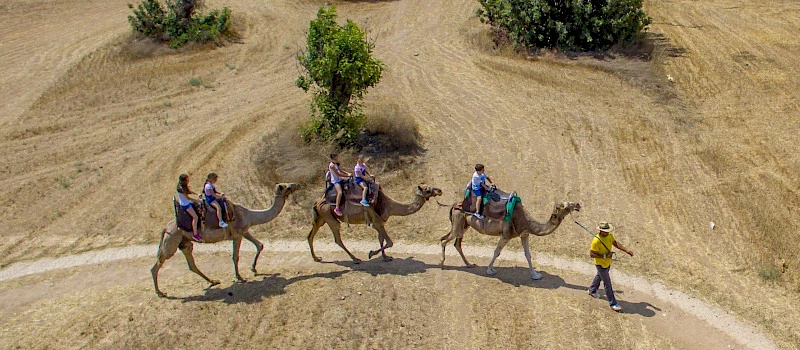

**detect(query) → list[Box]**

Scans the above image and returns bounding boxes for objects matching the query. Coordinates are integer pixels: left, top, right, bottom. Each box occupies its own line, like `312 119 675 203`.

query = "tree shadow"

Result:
601 32 689 61
177 269 350 304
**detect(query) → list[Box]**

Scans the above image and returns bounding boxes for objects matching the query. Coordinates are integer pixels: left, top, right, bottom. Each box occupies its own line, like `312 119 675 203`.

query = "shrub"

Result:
296 6 385 147
477 0 651 52
128 0 232 48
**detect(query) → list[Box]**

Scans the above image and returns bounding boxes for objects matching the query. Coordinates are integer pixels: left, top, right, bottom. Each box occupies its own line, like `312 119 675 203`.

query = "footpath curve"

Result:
0 240 778 350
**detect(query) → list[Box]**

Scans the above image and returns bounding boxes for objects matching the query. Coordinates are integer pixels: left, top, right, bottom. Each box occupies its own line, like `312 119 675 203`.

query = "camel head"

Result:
554 201 581 217
275 183 299 197
416 184 443 201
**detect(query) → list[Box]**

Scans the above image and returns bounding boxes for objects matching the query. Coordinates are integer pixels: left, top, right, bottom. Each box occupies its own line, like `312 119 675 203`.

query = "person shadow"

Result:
177 269 350 304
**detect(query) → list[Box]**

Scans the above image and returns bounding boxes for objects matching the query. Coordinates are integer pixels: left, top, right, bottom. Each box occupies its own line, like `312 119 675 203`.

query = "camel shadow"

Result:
330 256 585 292
442 265 587 292
330 257 660 318
330 256 431 277
178 270 350 304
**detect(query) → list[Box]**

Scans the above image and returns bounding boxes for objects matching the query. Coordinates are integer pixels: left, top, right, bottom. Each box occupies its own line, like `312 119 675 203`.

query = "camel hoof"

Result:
313 256 323 263
382 256 394 262
210 280 221 287
531 272 543 280
236 278 246 284
156 291 167 298
486 268 497 276
352 259 362 265
251 268 258 274
368 251 377 259
468 263 478 268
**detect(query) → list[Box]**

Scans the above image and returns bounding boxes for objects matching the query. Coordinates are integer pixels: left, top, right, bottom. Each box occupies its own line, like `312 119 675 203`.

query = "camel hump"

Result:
173 198 202 233
323 178 380 206
460 185 520 221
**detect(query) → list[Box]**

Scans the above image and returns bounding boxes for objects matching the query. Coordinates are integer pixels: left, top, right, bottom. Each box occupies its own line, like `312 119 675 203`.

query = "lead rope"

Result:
570 212 616 261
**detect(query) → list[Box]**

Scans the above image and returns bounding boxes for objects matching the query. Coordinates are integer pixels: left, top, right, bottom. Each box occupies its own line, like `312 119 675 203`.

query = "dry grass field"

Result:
0 0 798 348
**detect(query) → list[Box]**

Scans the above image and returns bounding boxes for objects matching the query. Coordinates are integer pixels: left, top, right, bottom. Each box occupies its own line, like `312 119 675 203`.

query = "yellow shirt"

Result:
591 233 615 268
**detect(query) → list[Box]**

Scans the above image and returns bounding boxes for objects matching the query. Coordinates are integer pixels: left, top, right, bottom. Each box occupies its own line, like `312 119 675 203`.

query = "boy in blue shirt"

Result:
471 164 493 219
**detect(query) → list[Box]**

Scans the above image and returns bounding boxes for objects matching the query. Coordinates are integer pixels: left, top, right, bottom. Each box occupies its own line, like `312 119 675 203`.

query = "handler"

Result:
588 221 634 312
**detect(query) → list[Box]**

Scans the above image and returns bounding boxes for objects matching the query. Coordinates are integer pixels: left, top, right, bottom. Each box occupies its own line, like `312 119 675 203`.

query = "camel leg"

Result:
232 236 246 283
454 237 477 268
368 221 393 262
307 207 326 262
368 231 386 260
180 241 221 287
439 230 455 266
242 231 264 274
330 219 362 263
151 228 182 297
521 235 542 280
487 236 511 276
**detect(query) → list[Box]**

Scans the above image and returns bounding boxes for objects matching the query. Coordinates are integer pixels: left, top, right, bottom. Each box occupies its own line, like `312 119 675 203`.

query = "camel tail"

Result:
311 199 322 222
157 221 176 257
440 207 456 242
156 227 166 257
449 206 454 223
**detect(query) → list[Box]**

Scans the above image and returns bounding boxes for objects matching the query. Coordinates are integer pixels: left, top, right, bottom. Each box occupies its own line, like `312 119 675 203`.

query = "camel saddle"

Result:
459 185 521 221
323 177 381 208
202 198 234 229
174 198 203 233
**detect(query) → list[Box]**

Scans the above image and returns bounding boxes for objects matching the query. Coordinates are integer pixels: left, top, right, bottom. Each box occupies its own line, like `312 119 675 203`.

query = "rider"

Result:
354 155 373 207
203 172 228 228
176 174 203 242
329 152 351 216
471 164 494 220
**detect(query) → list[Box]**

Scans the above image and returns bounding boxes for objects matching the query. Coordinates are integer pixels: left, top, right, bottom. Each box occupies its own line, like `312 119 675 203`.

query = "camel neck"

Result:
523 209 567 237
246 194 286 226
386 191 427 217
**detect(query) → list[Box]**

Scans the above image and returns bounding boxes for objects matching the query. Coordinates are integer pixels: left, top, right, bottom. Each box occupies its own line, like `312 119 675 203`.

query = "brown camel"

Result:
151 183 298 297
440 199 581 280
307 184 443 263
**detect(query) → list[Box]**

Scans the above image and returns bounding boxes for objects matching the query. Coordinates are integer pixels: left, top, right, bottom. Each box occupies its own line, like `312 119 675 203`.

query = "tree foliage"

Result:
477 0 651 51
128 0 231 48
296 6 385 146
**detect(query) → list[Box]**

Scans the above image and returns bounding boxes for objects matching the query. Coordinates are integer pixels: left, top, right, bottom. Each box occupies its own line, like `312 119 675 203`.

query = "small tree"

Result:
296 6 385 146
477 0 651 52
128 0 231 48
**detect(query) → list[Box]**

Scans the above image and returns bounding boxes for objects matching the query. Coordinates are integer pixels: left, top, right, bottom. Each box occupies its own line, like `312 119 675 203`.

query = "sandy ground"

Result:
1 0 799 348
0 242 774 349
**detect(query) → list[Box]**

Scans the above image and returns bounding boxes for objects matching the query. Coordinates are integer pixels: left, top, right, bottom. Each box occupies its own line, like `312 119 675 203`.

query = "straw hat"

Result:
596 221 614 232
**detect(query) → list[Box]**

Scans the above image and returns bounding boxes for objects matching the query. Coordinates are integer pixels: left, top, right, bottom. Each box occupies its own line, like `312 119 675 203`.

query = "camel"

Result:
440 197 581 280
151 183 298 297
307 183 443 263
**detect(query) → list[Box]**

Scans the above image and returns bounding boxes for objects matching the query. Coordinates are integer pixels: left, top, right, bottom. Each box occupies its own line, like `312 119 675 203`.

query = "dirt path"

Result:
0 240 776 349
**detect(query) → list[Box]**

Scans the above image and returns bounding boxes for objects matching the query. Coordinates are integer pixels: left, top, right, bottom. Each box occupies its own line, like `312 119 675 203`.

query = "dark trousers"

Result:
589 265 617 306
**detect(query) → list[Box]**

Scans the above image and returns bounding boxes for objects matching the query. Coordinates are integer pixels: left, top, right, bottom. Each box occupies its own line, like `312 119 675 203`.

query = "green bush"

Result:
128 0 231 48
296 6 385 147
477 0 651 52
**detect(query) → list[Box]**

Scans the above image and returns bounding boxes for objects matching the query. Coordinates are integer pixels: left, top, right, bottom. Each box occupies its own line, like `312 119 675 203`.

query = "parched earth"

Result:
1 0 799 348
0 241 775 349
